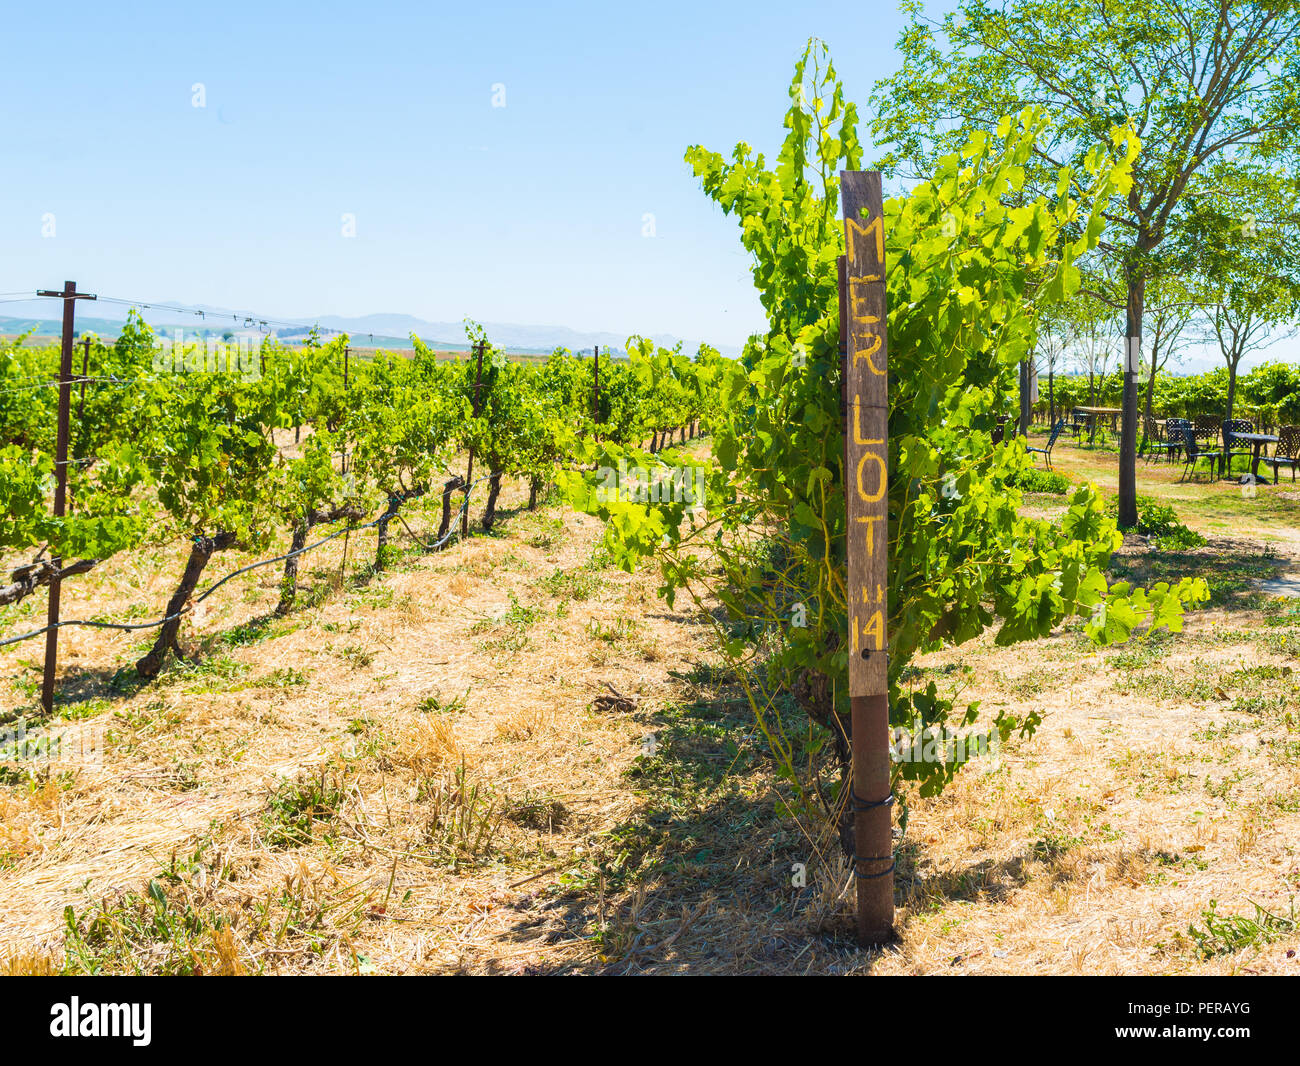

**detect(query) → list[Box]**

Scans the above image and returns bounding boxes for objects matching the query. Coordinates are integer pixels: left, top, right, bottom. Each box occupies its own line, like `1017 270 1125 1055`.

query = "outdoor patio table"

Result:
1073 406 1123 442
1226 431 1278 483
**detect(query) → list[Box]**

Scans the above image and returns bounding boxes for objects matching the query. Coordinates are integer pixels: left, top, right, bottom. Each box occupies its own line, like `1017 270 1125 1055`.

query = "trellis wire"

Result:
0 476 491 650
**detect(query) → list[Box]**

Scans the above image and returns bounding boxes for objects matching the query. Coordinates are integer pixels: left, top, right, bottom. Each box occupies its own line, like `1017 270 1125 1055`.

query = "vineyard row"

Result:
1 299 726 707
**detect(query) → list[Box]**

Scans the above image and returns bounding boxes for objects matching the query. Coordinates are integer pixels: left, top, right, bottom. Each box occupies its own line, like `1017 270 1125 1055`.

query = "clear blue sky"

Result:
0 0 940 351
2 0 1289 372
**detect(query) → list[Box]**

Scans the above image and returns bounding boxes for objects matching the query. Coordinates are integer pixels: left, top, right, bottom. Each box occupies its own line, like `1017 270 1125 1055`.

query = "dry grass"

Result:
0 779 63 867
1 434 1299 974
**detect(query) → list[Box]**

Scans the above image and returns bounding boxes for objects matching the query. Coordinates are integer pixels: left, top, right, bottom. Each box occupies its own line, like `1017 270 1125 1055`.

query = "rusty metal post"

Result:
840 173 894 946
36 281 96 713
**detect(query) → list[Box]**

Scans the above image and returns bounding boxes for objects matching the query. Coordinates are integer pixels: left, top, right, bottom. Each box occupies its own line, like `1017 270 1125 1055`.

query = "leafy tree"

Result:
453 327 542 531
1240 360 1300 428
872 0 1300 527
1137 276 1196 435
688 344 725 438
1033 306 1071 425
1180 162 1300 422
1060 292 1119 408
273 429 363 614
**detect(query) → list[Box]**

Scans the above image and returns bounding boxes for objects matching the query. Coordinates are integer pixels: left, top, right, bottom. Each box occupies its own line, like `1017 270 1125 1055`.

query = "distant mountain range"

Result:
0 298 739 357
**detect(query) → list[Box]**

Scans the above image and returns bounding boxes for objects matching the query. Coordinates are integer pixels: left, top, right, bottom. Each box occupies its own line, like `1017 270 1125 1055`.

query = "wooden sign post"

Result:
839 172 894 946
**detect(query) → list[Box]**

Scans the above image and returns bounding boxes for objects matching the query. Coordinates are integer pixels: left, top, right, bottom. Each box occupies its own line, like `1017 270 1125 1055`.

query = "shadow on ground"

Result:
1109 535 1285 610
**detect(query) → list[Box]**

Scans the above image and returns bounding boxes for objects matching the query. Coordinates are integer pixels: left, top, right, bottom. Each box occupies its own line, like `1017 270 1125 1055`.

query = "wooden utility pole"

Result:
36 281 97 713
839 173 894 946
462 341 486 537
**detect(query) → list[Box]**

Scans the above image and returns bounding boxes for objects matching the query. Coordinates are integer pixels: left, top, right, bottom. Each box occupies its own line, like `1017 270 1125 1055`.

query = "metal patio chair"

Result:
1070 409 1092 442
1179 425 1223 483
1266 425 1300 484
1160 418 1190 465
1143 418 1178 463
1027 419 1066 469
1221 418 1255 478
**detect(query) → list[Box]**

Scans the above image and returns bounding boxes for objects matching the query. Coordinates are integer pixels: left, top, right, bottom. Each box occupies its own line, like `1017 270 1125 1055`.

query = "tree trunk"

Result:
791 662 854 859
1226 359 1240 424
276 523 309 616
136 531 237 678
436 475 466 545
528 476 541 511
277 503 364 613
375 494 404 572
482 470 503 532
1118 273 1146 530
1048 367 1055 427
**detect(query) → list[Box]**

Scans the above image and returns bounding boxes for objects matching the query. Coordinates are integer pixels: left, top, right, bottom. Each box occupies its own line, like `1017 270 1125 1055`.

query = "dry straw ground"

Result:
1 432 1298 975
